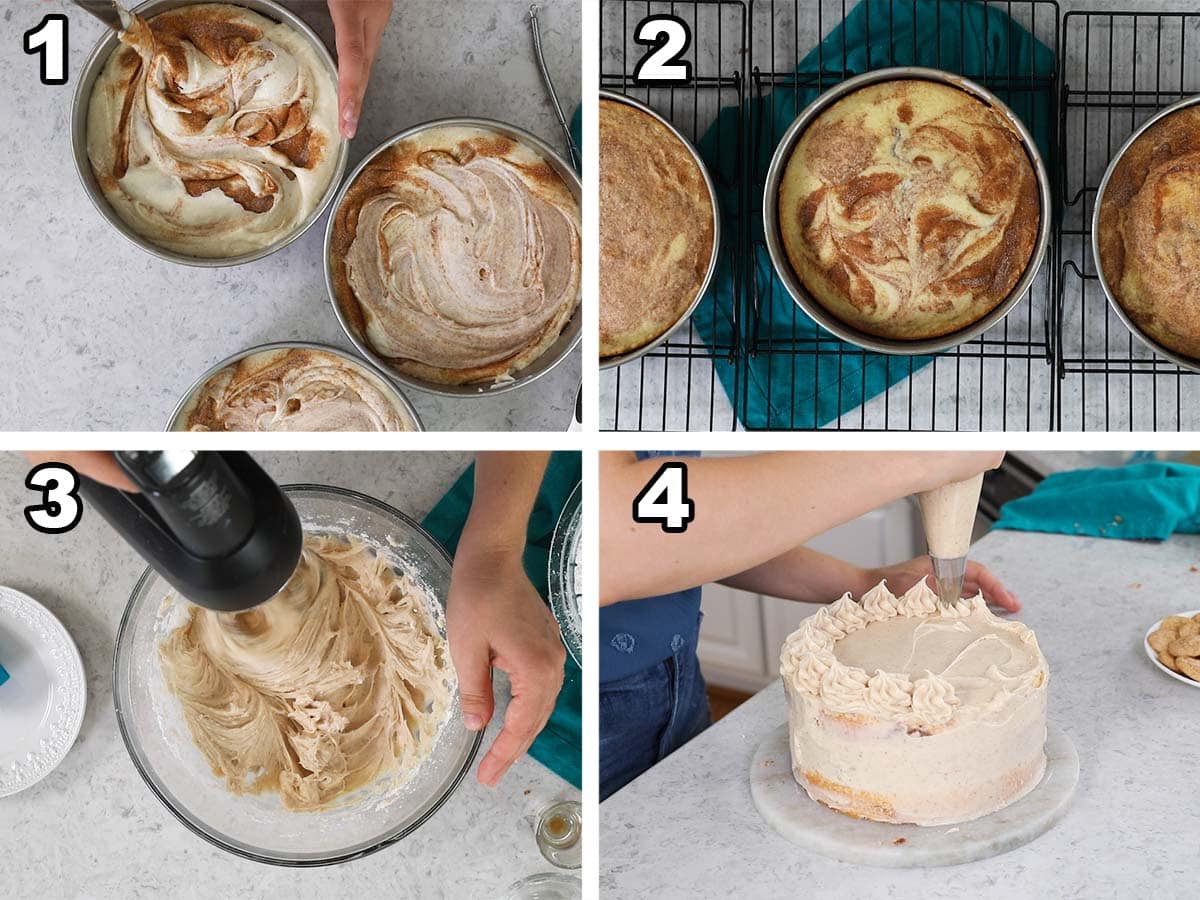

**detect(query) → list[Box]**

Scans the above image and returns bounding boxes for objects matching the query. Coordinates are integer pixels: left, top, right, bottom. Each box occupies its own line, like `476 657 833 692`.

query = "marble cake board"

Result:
750 722 1078 868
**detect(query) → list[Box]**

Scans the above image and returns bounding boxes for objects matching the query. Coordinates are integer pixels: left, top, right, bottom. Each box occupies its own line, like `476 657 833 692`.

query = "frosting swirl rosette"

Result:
86 4 341 258
178 347 416 432
329 125 582 385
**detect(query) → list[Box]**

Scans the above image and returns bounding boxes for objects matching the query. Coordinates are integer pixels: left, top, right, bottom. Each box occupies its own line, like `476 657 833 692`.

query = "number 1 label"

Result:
633 462 695 534
24 14 69 86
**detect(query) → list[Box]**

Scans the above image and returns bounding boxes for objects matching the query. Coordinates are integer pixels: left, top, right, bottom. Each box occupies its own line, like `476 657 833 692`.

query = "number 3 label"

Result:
633 462 695 533
25 463 82 534
633 15 692 85
23 14 69 86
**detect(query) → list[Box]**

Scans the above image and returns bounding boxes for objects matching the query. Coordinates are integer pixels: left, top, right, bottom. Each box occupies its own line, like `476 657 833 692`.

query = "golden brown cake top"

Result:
599 98 715 359
778 79 1040 341
1098 105 1200 361
329 125 581 386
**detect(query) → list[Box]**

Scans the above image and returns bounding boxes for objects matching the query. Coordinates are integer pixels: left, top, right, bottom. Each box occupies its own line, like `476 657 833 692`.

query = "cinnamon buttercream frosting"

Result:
1098 105 1200 361
778 79 1040 340
178 347 416 432
86 3 340 258
159 535 452 811
780 580 1048 826
329 125 582 385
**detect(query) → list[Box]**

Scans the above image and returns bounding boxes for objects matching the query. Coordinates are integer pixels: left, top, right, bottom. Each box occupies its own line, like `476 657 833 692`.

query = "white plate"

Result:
0 586 87 796
1143 609 1200 688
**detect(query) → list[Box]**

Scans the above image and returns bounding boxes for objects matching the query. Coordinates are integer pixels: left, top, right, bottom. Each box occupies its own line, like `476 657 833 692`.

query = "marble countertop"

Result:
0 0 580 431
601 527 1200 895
0 451 579 898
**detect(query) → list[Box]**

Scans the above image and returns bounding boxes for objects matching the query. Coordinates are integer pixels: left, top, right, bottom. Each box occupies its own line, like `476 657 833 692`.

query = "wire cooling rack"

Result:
1057 9 1200 431
600 0 748 431
601 0 1061 431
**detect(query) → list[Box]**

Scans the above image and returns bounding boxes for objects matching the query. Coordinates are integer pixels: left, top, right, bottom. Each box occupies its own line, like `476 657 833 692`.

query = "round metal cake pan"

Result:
1092 93 1200 373
71 0 348 268
324 117 582 398
762 66 1052 356
598 90 722 370
165 340 424 432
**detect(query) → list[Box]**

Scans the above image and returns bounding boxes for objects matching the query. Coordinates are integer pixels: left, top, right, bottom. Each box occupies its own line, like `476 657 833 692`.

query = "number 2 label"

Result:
633 15 692 85
24 14 69 86
633 462 695 533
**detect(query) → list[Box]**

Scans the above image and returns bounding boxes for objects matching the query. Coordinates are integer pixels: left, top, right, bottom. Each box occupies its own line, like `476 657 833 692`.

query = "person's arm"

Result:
719 545 1019 611
327 0 393 138
446 452 565 788
600 451 1003 606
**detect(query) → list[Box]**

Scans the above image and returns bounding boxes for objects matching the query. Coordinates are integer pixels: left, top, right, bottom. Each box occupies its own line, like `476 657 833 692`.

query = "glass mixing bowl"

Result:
547 482 581 668
112 485 481 866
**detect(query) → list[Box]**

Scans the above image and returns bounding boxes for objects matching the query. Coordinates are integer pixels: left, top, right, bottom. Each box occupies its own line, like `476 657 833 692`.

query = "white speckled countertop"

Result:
0 0 580 431
0 451 579 898
601 527 1200 895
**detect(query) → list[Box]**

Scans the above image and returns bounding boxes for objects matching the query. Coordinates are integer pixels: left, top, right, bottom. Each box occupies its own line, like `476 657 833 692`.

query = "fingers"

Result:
449 629 495 734
328 3 367 138
24 452 139 492
965 561 1021 612
328 0 392 138
477 660 563 787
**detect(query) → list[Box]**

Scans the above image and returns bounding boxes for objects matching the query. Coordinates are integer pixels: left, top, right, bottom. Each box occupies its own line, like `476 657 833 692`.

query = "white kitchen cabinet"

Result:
698 498 924 691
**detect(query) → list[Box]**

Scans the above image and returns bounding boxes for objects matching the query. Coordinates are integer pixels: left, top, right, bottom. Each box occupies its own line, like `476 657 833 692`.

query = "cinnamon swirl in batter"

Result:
159 535 453 812
86 3 340 258
179 347 416 432
329 125 582 385
779 79 1039 340
1098 104 1200 361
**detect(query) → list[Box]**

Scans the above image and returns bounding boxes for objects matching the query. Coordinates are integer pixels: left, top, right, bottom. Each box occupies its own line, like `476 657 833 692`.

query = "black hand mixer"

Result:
79 451 302 613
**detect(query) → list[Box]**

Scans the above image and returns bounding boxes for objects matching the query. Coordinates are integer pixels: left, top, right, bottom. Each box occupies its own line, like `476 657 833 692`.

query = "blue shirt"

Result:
601 451 703 684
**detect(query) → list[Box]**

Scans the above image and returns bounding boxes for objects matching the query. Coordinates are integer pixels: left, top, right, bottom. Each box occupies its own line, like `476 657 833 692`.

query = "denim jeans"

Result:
599 641 712 801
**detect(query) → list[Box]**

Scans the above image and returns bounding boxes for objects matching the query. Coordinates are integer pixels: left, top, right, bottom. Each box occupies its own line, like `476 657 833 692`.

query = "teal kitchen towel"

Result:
422 453 582 789
994 463 1200 541
691 0 1056 428
0 661 7 687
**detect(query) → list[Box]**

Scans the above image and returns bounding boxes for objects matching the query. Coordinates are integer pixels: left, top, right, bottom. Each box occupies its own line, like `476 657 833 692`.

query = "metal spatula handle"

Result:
71 0 133 32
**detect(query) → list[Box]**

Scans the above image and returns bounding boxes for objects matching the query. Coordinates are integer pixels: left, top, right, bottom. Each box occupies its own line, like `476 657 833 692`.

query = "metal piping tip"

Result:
929 555 967 608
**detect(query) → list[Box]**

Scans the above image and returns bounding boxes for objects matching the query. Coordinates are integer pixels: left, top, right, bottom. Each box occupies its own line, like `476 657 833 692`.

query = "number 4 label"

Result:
633 462 695 534
633 15 692 85
24 14 69 86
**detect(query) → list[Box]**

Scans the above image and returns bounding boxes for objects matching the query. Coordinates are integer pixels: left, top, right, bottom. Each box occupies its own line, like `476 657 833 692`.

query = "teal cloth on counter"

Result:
994 463 1200 541
691 0 1056 428
422 453 582 789
0 662 7 687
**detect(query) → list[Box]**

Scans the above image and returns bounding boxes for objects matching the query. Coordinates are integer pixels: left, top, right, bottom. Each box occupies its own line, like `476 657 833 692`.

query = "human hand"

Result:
23 452 138 492
327 0 393 139
864 556 1020 612
446 543 566 787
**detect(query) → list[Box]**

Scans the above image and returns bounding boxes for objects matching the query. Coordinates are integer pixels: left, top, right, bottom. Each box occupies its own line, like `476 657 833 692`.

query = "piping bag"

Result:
78 451 302 614
916 473 984 608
